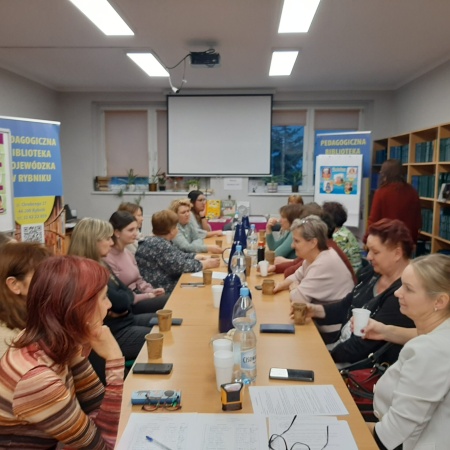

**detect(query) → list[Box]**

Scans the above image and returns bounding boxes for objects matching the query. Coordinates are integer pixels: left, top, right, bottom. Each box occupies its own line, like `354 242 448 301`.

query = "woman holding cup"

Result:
188 190 222 238
302 219 415 366
369 254 450 450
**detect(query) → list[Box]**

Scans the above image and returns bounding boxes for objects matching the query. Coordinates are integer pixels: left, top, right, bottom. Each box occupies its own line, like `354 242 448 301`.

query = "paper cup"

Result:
258 260 269 277
265 250 275 264
145 333 164 360
245 255 252 277
215 239 223 248
157 309 172 332
212 285 223 308
224 230 233 245
212 338 233 353
293 303 308 325
352 308 371 336
203 270 213 285
262 279 275 295
214 350 234 392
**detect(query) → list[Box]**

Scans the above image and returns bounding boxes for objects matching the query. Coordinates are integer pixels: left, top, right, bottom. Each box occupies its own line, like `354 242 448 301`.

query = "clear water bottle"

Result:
232 287 257 384
230 244 246 283
247 224 258 267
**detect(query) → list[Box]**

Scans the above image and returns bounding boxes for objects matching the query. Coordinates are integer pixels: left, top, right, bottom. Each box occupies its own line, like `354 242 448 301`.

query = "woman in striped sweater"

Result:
0 256 124 449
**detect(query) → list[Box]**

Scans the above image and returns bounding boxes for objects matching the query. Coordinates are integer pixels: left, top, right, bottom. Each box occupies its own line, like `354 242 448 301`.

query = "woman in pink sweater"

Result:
104 211 169 314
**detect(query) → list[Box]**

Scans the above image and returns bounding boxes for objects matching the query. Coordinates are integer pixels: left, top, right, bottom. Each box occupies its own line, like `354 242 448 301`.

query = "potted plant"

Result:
126 169 138 191
149 168 161 192
291 172 303 193
264 175 284 193
158 172 168 191
187 178 200 191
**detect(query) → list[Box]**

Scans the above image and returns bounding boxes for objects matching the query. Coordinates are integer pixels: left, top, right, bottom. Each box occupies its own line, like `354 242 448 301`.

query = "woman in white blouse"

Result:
371 253 450 450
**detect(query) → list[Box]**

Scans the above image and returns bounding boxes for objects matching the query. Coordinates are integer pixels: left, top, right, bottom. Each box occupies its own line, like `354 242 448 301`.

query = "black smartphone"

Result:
254 285 263 290
260 324 295 334
269 368 314 382
132 363 173 375
149 317 183 326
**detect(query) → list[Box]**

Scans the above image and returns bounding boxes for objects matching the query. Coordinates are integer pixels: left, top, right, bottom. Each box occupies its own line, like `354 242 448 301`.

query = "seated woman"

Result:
0 242 50 356
136 210 220 294
266 204 303 261
104 211 169 314
322 201 362 273
117 201 145 254
370 254 450 450
288 194 304 205
170 198 222 254
0 256 124 449
188 190 222 238
304 218 415 361
274 216 354 332
68 218 153 381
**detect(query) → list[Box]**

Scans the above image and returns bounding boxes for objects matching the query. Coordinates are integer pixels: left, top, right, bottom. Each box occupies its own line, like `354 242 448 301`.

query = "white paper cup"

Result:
214 350 234 392
258 260 269 277
224 230 233 245
212 285 223 309
212 338 232 353
352 308 371 336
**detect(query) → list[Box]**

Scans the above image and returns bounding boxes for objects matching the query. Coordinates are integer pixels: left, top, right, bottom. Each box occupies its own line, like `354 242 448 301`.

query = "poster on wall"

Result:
315 154 363 227
0 129 14 232
0 116 64 253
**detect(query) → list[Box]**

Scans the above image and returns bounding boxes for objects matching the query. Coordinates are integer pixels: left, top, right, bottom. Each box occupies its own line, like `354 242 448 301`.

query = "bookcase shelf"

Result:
373 123 450 255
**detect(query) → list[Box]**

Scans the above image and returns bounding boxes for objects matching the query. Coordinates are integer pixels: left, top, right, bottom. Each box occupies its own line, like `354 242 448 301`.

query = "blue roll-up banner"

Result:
0 116 64 251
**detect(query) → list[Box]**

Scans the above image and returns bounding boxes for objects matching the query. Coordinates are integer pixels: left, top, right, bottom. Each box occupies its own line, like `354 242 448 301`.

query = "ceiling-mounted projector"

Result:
190 50 220 67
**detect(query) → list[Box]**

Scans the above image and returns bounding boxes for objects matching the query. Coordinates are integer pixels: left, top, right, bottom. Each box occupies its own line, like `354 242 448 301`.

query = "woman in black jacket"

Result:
302 219 415 366
68 217 153 381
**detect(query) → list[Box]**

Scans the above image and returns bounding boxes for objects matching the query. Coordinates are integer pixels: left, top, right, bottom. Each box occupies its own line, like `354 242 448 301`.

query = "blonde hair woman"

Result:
170 198 222 254
371 254 450 450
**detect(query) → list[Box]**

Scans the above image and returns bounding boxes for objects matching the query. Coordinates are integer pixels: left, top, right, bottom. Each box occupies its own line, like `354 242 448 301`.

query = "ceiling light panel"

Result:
269 51 299 76
68 0 134 36
278 0 321 33
127 53 169 77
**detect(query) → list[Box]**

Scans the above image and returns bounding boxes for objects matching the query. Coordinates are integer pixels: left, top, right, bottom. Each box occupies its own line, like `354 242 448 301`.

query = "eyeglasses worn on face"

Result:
268 415 329 450
142 390 182 412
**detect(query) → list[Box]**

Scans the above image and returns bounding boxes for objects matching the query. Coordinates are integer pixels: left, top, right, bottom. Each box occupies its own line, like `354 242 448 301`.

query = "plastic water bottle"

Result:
230 244 246 283
232 287 257 384
231 213 239 231
247 224 258 267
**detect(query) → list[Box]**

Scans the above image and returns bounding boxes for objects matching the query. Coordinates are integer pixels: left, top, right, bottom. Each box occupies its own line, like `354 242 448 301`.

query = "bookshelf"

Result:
372 124 450 254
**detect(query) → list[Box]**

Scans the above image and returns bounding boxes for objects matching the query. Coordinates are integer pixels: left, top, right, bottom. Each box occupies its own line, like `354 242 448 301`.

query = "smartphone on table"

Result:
269 367 314 382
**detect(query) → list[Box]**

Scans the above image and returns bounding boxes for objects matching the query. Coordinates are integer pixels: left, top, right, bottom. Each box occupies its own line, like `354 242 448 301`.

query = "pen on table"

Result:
181 283 205 288
146 435 173 450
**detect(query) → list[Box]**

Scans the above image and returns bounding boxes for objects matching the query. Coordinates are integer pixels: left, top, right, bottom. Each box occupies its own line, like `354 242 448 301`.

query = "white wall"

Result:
58 89 396 220
394 60 450 135
0 68 59 120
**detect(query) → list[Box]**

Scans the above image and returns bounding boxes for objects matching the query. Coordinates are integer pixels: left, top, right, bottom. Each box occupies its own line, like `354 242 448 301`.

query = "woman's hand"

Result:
195 254 208 261
208 245 223 254
288 280 299 292
153 287 165 296
274 256 292 265
266 217 278 233
203 257 220 270
273 280 289 293
267 264 276 273
356 318 386 341
89 325 123 361
289 303 324 320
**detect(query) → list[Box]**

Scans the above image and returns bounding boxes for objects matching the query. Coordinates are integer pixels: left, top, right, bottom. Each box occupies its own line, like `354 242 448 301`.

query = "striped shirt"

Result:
0 342 124 449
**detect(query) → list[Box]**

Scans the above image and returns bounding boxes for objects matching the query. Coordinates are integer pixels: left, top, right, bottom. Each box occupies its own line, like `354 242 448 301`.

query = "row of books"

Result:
374 149 387 164
439 137 450 162
415 141 435 163
390 145 409 164
411 175 435 198
421 208 433 234
439 208 450 241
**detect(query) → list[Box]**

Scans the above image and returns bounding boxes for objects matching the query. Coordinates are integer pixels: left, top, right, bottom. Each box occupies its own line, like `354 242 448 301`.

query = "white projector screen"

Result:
167 95 272 176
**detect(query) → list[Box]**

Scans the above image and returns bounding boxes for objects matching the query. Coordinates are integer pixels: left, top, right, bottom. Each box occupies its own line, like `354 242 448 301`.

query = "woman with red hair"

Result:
0 256 124 449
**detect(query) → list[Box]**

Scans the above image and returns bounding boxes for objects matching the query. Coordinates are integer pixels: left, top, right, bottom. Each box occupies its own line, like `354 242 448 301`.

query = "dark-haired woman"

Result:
0 256 124 449
0 242 50 356
117 202 144 254
188 190 222 238
104 211 169 314
367 159 421 244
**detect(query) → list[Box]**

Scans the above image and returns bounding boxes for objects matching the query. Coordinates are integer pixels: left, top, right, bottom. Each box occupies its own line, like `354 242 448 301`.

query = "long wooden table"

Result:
117 248 377 449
